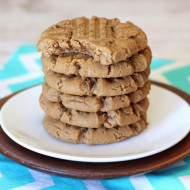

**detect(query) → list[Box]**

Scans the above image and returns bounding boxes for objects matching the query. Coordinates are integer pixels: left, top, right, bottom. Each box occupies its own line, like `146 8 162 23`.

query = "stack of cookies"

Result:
37 16 152 145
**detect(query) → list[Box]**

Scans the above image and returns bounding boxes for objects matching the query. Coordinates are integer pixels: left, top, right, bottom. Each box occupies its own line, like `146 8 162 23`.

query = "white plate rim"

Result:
0 83 190 163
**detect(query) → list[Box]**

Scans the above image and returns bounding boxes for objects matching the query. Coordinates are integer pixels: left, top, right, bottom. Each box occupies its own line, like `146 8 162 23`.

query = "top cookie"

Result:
37 16 147 65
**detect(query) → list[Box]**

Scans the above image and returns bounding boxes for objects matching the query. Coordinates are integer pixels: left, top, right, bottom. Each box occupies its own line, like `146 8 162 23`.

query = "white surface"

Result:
1 0 190 65
0 84 190 163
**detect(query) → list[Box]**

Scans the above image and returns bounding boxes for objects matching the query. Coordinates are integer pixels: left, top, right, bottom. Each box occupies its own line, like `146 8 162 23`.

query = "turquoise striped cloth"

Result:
0 45 190 190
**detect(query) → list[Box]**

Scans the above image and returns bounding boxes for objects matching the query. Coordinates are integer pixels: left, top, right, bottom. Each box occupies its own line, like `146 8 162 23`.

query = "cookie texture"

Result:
40 94 149 128
42 81 151 112
43 116 148 145
38 16 151 145
42 46 152 78
37 16 147 65
44 68 150 96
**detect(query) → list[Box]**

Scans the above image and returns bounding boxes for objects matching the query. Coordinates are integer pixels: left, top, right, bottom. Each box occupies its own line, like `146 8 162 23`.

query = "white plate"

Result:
0 84 190 163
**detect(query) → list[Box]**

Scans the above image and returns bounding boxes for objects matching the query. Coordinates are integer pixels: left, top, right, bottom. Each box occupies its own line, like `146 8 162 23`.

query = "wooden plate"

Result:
0 81 190 179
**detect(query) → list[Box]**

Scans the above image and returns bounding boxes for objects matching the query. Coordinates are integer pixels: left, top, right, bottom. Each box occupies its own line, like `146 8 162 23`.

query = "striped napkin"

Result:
0 45 190 190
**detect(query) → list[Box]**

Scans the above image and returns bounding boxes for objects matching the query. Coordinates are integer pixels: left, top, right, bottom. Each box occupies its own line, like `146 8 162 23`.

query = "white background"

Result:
0 0 190 65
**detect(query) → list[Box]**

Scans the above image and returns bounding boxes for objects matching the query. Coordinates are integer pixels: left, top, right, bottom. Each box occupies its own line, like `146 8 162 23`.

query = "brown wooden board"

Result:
0 81 190 179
